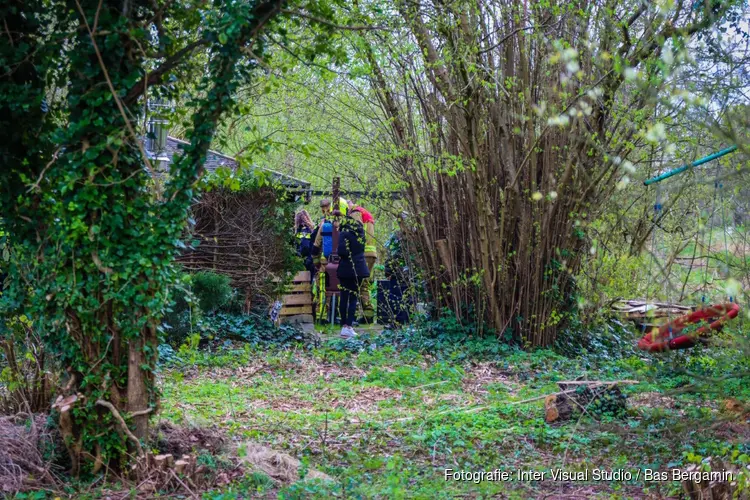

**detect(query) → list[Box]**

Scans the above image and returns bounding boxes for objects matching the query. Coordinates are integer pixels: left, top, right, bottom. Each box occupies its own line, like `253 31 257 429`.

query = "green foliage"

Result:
279 478 347 499
153 329 750 499
0 315 55 413
161 274 202 347
329 309 516 361
1 0 747 489
203 312 312 347
364 362 464 390
158 312 316 369
554 317 640 364
578 251 653 310
192 272 233 314
0 0 347 474
202 471 277 498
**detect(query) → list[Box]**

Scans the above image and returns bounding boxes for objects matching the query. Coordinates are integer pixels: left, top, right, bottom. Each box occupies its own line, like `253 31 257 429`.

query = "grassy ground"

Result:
155 323 750 499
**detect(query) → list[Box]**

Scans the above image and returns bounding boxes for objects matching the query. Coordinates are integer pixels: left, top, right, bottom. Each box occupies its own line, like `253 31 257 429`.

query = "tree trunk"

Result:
127 336 150 440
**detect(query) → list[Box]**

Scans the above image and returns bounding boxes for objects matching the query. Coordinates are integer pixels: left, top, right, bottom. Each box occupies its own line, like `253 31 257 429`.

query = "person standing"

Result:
350 203 377 323
294 209 315 277
311 198 347 321
312 197 348 267
336 209 369 338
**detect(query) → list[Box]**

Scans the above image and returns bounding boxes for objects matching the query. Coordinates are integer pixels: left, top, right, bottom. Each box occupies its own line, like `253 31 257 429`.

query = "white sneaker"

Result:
339 326 357 339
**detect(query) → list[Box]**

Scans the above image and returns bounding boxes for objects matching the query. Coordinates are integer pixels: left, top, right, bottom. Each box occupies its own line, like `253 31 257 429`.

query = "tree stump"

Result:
154 454 174 471
681 459 749 500
140 451 203 491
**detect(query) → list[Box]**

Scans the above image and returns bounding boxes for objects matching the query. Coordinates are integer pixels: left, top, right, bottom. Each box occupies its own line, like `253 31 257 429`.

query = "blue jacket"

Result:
337 217 370 279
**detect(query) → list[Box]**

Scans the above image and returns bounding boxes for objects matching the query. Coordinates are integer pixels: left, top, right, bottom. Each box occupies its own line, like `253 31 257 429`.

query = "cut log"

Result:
545 394 570 422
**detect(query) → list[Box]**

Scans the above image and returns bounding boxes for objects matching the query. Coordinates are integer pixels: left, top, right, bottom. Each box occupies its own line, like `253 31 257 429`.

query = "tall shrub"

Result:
355 0 738 346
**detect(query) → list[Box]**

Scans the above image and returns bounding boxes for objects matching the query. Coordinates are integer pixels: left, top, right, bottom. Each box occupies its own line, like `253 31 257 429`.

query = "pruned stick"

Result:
556 379 639 386
512 380 639 405
95 399 144 457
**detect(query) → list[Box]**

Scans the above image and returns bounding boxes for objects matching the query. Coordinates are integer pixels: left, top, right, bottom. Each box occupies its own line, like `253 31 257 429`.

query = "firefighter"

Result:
294 209 315 277
311 198 348 321
350 203 376 323
337 208 369 338
312 197 349 265
318 196 348 219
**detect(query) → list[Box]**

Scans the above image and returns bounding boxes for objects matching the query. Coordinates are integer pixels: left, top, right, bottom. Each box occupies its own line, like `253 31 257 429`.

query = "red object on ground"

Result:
638 303 740 352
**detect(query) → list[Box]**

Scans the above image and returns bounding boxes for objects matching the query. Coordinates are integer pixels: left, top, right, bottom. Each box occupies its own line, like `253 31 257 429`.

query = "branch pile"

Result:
543 380 634 423
681 457 750 500
177 186 291 304
0 414 59 495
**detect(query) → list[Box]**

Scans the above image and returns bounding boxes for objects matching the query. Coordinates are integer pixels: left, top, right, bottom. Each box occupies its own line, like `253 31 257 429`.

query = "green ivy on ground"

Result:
154 320 750 500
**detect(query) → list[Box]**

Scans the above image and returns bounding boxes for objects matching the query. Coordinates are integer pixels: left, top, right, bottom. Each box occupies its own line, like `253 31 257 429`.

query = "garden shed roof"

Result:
156 136 312 192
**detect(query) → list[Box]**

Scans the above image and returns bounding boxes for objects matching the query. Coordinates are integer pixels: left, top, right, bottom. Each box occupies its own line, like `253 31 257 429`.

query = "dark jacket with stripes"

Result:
336 216 370 279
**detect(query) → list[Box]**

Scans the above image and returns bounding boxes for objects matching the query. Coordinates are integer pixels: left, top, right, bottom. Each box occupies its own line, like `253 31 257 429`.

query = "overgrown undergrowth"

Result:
148 318 750 499
7 316 750 499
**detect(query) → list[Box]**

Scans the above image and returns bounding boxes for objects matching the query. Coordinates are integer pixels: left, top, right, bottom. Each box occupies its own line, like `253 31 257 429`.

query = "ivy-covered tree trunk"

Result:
1 0 291 474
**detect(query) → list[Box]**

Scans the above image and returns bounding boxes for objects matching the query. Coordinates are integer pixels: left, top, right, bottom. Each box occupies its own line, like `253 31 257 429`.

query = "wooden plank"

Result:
272 271 311 283
280 314 314 325
288 283 311 293
626 304 657 314
625 310 686 319
283 294 313 306
280 305 313 315
293 271 311 282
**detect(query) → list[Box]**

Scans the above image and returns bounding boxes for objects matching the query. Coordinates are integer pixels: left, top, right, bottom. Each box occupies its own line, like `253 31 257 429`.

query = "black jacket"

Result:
336 217 370 279
296 225 312 257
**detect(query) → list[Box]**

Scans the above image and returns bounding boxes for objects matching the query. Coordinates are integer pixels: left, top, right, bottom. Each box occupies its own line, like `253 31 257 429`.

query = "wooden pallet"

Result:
279 271 313 320
611 299 695 329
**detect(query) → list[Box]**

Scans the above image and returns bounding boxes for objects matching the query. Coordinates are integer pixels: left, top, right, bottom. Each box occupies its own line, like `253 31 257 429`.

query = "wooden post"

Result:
332 177 340 216
331 176 341 256
326 176 342 300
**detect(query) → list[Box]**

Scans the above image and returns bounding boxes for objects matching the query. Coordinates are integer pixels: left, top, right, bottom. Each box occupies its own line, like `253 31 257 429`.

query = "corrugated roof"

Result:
157 137 311 190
